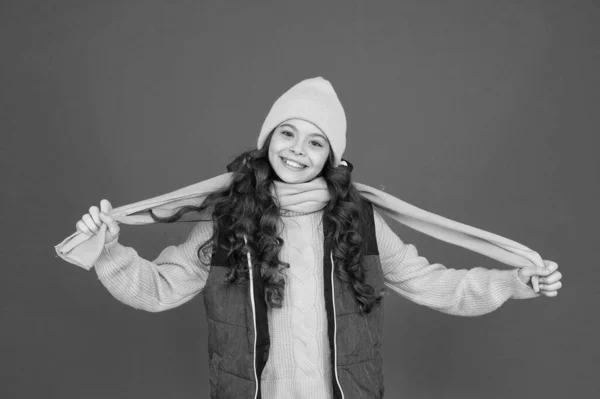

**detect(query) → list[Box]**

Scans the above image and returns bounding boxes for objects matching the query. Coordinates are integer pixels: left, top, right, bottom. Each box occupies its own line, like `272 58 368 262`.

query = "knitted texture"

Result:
260 211 333 397
93 210 539 398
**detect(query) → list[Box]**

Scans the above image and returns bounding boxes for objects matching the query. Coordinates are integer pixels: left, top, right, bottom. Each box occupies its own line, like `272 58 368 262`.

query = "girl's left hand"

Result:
518 260 562 297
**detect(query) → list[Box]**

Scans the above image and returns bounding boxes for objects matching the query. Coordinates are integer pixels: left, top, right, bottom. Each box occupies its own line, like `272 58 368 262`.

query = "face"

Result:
268 118 331 184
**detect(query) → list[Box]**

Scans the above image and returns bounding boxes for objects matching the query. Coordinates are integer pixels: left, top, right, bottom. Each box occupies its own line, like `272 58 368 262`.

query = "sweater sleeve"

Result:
93 219 213 312
374 210 540 316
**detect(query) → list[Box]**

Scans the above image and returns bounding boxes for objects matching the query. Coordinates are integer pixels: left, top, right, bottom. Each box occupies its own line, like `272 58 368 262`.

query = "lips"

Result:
280 157 307 170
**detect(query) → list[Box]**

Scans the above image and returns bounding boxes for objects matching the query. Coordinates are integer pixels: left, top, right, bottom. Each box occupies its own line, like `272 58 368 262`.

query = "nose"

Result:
290 141 305 156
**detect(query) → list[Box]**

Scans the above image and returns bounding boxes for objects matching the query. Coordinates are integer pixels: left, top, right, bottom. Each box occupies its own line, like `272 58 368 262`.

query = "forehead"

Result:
277 119 326 138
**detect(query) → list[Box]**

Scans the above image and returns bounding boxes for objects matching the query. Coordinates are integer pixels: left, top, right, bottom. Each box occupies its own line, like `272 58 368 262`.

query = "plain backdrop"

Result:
2 1 598 398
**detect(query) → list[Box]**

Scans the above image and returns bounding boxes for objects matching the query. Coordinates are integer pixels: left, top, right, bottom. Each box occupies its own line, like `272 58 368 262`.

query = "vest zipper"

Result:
330 252 345 399
244 235 259 399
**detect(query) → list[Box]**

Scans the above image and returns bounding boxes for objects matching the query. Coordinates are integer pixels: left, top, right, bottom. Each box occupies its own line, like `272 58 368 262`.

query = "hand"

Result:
75 199 120 245
518 260 562 297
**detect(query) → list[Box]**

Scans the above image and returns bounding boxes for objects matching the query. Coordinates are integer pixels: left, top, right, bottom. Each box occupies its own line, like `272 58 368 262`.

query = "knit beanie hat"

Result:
257 77 347 166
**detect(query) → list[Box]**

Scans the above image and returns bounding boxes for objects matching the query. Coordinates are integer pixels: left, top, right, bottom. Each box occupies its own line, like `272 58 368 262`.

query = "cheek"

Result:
311 150 329 170
269 134 281 148
268 139 283 158
268 149 279 169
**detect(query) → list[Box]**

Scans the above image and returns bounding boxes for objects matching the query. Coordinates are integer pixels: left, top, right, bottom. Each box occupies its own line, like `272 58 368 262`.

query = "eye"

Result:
280 130 293 137
310 140 323 147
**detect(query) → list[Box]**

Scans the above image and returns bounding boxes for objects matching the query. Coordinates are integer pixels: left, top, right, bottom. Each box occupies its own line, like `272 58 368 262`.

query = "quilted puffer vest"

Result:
202 199 385 398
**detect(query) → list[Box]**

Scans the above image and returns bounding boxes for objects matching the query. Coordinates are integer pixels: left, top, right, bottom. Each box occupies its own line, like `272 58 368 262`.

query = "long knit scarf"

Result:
54 172 543 290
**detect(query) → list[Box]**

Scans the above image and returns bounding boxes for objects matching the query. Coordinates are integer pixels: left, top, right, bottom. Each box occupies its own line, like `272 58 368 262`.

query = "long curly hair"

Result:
150 130 383 313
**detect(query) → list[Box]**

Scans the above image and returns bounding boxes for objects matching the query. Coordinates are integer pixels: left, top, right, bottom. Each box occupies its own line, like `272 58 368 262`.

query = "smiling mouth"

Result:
280 157 307 170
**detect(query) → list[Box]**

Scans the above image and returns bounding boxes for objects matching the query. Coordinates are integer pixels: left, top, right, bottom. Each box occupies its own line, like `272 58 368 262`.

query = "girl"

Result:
62 77 562 399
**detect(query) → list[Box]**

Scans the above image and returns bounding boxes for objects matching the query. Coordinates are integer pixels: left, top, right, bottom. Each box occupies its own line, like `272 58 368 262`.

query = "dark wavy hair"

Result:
150 129 383 313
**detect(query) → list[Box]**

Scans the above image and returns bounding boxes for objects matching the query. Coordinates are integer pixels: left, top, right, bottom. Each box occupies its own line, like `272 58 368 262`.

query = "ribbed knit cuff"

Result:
510 268 541 300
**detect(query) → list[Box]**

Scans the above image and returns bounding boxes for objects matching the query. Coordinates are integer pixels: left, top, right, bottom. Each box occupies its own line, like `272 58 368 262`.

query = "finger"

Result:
100 199 112 213
540 281 562 291
541 290 558 298
82 214 100 233
89 206 101 227
76 220 93 236
83 211 101 229
541 271 562 284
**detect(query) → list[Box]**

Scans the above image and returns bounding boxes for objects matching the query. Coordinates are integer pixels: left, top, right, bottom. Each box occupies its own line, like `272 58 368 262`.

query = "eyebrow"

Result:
279 123 326 139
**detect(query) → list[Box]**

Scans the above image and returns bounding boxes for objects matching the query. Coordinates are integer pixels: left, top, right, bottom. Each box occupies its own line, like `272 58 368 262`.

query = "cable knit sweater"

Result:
94 209 538 398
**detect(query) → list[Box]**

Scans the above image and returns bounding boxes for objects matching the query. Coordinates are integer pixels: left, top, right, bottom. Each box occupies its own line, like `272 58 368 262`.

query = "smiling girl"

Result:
270 120 330 183
63 77 562 399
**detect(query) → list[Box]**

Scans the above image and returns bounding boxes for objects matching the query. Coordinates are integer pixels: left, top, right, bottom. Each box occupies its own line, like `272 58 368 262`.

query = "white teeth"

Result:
282 158 306 169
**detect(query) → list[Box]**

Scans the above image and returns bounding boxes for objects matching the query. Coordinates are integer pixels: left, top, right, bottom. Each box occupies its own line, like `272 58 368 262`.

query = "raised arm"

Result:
374 210 539 316
93 219 213 312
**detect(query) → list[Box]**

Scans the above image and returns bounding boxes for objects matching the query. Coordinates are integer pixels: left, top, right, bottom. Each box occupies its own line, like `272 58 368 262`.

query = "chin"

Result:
276 171 311 184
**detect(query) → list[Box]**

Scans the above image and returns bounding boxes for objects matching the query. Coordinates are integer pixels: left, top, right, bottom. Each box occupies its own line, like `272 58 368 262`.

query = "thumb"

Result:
98 211 119 235
100 199 113 213
534 263 554 277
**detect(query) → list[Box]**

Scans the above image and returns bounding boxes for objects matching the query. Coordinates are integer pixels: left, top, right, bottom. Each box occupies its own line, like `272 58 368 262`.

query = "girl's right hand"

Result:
76 199 120 245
